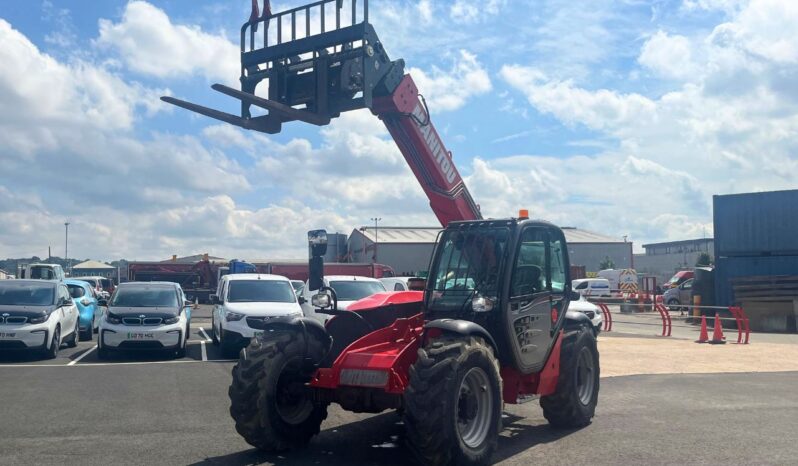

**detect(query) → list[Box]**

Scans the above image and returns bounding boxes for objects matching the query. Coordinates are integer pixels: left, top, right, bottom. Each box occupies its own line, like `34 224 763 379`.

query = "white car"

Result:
211 274 303 358
569 294 604 336
98 282 191 359
380 276 426 292
0 280 79 359
301 276 387 323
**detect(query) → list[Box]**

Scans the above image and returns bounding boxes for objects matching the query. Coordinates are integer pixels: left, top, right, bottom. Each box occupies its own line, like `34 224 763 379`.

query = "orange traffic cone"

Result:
696 315 709 343
709 313 726 345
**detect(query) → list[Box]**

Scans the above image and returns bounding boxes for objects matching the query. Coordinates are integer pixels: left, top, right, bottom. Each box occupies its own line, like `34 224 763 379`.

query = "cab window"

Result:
511 228 546 297
548 234 566 293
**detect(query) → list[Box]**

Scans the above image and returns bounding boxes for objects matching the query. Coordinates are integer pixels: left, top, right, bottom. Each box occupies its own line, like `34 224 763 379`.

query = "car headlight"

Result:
106 313 122 325
225 311 245 322
163 316 180 325
80 298 91 306
30 313 51 324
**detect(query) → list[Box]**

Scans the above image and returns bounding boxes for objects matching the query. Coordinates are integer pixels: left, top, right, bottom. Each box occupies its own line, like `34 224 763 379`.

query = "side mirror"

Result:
570 291 581 301
298 296 306 305
209 294 219 305
184 299 192 307
97 299 108 307
64 298 74 307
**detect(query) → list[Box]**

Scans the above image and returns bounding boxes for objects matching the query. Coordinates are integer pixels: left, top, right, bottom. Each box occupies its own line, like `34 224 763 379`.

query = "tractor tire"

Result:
540 324 599 429
404 336 502 466
228 330 329 452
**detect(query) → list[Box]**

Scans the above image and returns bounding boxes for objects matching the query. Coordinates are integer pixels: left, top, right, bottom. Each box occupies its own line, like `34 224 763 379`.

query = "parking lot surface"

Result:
1 306 796 465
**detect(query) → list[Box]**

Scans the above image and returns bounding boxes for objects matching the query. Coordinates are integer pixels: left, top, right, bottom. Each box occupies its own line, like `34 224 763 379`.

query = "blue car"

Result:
65 279 101 341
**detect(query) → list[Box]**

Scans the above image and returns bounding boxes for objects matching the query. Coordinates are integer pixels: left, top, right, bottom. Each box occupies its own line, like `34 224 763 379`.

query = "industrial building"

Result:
634 238 715 284
347 226 632 276
71 260 118 281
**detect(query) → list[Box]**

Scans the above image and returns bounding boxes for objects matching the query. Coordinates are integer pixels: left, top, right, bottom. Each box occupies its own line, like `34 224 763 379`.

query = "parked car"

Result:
65 279 101 341
210 274 303 358
290 280 305 295
301 276 386 323
572 278 612 297
19 263 65 281
380 276 426 291
97 282 192 359
664 278 693 313
665 270 694 289
77 276 111 300
0 280 79 358
568 294 604 336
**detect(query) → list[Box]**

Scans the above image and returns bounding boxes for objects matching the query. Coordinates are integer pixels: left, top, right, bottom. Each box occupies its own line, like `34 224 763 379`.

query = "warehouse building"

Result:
71 260 118 281
634 238 715 284
348 226 632 276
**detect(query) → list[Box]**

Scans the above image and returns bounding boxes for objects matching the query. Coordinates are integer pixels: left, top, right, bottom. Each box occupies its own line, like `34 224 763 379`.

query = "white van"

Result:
20 264 65 281
572 278 611 297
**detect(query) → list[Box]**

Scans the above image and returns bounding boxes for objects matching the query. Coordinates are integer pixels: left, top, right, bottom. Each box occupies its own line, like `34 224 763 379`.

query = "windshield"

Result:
67 284 86 299
227 280 296 303
291 281 304 293
428 227 509 311
111 286 178 308
0 283 56 306
329 281 386 301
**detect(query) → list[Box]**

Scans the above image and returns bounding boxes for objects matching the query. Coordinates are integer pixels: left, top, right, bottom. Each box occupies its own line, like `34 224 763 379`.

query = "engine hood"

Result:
224 301 302 317
107 306 180 318
0 304 55 318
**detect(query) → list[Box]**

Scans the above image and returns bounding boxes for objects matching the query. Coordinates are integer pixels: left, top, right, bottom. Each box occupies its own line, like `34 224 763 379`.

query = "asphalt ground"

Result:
1 305 796 465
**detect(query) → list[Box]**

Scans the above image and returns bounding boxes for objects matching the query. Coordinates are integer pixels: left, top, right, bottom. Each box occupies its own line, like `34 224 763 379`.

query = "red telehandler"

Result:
162 1 599 464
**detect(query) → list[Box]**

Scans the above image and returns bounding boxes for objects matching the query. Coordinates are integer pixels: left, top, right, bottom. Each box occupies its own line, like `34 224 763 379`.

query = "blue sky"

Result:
0 0 796 261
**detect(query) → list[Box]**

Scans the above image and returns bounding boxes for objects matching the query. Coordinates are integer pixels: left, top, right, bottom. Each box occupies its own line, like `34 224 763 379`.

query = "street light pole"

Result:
64 222 70 275
370 217 382 263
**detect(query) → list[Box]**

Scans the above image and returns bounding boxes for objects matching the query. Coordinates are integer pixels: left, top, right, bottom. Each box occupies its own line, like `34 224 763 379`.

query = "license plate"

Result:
0 332 17 339
127 332 155 340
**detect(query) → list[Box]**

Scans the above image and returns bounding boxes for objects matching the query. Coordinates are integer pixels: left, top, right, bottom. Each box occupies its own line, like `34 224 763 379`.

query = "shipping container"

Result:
714 190 798 257
714 255 798 306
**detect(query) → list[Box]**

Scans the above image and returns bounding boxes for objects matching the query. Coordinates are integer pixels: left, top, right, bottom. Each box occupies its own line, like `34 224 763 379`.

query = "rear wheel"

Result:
211 317 219 345
228 330 329 452
667 299 681 313
540 325 599 428
404 336 502 466
66 320 79 348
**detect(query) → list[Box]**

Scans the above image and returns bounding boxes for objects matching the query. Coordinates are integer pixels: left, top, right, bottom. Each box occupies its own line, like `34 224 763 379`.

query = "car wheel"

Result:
44 325 61 360
66 320 79 348
667 299 680 313
211 318 220 345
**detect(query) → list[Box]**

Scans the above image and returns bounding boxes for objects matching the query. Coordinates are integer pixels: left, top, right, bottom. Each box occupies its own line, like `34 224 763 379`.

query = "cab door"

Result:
506 226 569 372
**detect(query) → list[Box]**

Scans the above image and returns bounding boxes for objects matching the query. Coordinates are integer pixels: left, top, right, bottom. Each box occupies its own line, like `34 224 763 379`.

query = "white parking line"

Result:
198 327 212 343
68 345 97 366
201 341 207 362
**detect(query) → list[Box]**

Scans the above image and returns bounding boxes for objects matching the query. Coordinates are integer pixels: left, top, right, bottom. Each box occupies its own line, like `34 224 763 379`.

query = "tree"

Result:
695 252 712 267
599 256 615 270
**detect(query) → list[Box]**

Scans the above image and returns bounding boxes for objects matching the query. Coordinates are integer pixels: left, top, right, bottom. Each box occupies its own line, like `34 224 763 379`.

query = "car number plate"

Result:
127 332 155 340
0 332 17 339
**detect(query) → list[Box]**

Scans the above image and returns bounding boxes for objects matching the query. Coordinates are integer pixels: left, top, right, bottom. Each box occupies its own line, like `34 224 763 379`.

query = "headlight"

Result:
225 311 245 322
472 296 495 313
80 298 91 306
106 313 122 325
30 313 51 324
163 316 180 325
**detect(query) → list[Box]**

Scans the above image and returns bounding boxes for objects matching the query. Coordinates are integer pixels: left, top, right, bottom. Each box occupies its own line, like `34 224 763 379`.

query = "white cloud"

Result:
409 50 492 112
450 0 507 23
95 1 239 83
639 31 698 80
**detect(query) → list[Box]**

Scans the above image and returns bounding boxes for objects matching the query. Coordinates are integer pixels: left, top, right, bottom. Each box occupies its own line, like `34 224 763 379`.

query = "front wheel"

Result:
228 330 329 452
540 325 600 428
44 325 61 359
404 336 502 466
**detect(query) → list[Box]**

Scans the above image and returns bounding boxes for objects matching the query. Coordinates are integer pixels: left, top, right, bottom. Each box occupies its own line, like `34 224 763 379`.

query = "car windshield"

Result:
329 281 386 301
111 287 178 307
428 227 509 311
80 279 97 288
227 280 296 303
291 281 304 293
67 284 86 299
0 282 56 306
100 279 111 288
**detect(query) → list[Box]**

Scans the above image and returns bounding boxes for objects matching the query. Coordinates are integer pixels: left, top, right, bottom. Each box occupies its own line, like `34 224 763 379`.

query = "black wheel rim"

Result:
274 359 313 425
576 347 596 405
457 367 493 449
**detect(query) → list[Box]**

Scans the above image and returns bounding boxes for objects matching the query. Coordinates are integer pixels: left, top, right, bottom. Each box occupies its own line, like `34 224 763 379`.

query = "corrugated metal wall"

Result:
714 190 798 306
714 190 798 256
715 256 798 306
